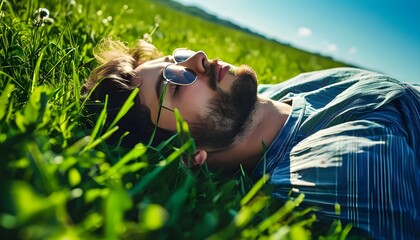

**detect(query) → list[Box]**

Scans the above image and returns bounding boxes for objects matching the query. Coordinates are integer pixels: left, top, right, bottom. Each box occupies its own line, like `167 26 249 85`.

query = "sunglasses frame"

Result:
172 48 196 63
162 48 198 86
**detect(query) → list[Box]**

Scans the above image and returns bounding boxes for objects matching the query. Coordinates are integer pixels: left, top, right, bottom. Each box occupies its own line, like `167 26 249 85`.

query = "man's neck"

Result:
206 95 292 173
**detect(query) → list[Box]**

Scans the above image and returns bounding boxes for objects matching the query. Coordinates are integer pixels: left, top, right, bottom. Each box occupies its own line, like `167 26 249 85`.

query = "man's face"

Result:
133 50 258 149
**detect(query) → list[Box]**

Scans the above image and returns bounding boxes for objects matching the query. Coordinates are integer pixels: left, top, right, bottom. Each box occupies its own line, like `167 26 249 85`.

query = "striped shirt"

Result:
252 68 420 239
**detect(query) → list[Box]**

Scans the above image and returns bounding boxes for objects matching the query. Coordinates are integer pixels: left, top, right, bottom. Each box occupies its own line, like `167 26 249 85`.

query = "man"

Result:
83 38 420 239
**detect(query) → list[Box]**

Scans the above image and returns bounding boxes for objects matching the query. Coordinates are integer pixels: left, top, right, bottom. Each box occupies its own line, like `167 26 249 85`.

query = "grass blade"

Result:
107 88 139 131
31 48 46 94
240 174 270 206
0 84 14 121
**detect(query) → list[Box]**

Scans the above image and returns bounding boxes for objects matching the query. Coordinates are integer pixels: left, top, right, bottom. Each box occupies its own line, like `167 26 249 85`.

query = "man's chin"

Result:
229 65 258 135
234 64 258 83
190 64 258 149
232 64 258 106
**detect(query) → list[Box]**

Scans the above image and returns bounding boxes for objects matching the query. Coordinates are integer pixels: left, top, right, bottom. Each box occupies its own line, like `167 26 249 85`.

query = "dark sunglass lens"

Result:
173 49 195 63
164 65 197 85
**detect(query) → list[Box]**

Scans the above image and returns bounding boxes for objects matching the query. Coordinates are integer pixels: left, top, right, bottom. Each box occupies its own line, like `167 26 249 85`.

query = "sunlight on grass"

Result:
0 0 351 239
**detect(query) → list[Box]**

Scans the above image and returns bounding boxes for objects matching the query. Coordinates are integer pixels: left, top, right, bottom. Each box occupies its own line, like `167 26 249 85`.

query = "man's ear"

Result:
193 150 207 166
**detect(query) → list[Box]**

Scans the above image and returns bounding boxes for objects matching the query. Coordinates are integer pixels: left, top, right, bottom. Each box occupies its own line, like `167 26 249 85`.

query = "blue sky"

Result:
174 0 420 83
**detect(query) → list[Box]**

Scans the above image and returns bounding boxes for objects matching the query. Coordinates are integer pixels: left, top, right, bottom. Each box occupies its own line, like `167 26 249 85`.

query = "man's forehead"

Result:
140 55 171 65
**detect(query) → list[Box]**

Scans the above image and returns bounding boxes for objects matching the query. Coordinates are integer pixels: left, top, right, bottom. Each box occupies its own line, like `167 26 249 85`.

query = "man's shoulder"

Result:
258 67 397 100
260 67 381 89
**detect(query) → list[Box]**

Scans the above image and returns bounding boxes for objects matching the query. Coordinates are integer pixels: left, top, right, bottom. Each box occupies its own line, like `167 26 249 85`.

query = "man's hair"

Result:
81 38 174 148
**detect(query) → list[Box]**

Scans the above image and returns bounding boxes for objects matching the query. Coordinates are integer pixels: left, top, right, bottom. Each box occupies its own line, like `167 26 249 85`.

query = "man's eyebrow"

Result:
155 69 165 100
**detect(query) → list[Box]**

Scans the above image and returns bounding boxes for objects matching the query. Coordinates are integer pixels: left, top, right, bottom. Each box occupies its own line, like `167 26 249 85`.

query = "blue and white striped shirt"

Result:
253 68 420 239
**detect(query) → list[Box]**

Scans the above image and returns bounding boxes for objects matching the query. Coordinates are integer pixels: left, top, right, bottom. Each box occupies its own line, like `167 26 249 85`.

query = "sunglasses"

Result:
162 48 198 86
150 48 200 146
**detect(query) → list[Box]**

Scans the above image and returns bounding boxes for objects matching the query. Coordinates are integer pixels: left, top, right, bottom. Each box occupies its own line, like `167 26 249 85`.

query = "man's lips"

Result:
218 65 230 83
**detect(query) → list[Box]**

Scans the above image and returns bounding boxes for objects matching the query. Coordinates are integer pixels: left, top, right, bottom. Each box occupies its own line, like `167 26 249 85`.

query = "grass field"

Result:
99 0 349 84
0 0 352 239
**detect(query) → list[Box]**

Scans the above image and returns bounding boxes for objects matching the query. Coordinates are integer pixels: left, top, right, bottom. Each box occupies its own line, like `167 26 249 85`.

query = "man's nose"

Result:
180 51 208 75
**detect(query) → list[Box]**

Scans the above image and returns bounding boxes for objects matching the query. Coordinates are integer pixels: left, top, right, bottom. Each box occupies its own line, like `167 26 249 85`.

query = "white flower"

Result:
33 8 52 27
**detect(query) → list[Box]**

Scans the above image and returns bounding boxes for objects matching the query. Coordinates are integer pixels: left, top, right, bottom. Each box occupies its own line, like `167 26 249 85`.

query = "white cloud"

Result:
347 47 357 54
297 27 312 38
327 44 338 52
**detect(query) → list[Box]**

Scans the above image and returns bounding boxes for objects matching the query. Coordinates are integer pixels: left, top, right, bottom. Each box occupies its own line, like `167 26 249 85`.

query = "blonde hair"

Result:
82 37 162 94
82 37 173 147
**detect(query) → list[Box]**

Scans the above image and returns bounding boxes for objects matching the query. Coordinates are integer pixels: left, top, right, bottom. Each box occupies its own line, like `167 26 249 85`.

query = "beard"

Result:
190 62 258 149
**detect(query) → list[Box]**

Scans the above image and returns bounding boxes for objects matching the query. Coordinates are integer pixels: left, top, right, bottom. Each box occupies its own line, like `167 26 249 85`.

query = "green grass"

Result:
0 0 352 239
100 0 349 84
